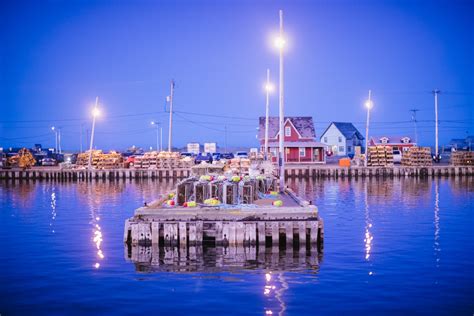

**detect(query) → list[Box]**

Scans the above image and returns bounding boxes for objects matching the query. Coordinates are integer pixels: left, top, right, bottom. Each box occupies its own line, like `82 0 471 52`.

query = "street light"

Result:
88 97 101 170
51 126 58 153
151 121 163 152
264 69 274 161
364 90 373 167
275 9 285 192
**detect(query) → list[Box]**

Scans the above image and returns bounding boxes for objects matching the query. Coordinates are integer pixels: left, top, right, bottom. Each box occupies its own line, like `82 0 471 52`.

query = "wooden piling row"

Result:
282 165 474 179
124 219 323 249
0 168 192 181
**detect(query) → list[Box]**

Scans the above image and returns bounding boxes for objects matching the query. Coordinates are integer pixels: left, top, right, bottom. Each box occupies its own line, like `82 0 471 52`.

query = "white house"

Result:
320 122 365 156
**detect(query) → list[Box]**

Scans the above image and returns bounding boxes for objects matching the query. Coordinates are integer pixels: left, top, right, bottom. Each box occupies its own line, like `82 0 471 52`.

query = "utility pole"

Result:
278 10 285 192
410 109 419 145
364 90 373 167
433 90 440 160
224 125 228 153
80 123 83 153
160 126 163 152
168 80 175 152
58 128 62 154
88 96 99 169
264 69 271 161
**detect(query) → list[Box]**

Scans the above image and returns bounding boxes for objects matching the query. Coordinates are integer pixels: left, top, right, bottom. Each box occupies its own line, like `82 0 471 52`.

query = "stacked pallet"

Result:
229 158 251 175
401 147 432 166
96 151 123 169
76 150 102 168
8 148 36 169
134 152 194 169
450 151 474 166
367 146 393 167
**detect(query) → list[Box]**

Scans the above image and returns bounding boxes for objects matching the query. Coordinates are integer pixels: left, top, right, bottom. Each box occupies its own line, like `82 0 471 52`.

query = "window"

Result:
299 147 305 157
393 146 399 151
324 137 328 143
285 126 291 137
347 146 352 153
338 136 342 143
271 148 277 156
339 146 344 152
380 137 389 144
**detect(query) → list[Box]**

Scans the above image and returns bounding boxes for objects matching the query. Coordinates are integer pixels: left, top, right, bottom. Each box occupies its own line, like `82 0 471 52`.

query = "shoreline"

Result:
1 164 473 181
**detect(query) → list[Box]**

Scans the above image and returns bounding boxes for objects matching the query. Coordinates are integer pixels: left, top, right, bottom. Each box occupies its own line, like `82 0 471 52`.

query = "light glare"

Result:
365 100 373 109
274 36 285 49
92 107 100 117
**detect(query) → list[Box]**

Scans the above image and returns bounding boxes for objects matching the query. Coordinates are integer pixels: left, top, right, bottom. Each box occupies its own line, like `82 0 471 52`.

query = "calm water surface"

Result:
0 178 473 315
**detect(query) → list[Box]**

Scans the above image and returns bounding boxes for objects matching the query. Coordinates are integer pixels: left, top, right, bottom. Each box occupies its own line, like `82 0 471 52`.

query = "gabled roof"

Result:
258 117 316 139
370 135 415 144
320 122 364 140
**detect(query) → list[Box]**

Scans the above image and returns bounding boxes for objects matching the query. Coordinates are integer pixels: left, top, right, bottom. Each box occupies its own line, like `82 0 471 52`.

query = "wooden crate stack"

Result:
367 146 393 167
401 147 432 166
229 158 251 175
450 151 474 166
133 151 194 169
76 150 102 168
96 151 123 169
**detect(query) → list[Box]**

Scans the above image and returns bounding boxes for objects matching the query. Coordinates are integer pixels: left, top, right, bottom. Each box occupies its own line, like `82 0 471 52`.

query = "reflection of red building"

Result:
258 116 326 163
369 136 416 152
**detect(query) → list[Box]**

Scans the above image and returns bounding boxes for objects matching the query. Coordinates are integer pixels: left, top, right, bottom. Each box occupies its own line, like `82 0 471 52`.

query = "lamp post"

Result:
433 89 441 162
88 97 100 170
168 80 175 152
51 126 58 153
264 69 274 161
58 128 62 154
151 121 163 152
364 90 373 167
275 9 285 192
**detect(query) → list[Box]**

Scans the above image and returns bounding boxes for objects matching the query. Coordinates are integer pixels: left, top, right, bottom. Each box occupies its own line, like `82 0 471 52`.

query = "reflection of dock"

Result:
125 244 321 272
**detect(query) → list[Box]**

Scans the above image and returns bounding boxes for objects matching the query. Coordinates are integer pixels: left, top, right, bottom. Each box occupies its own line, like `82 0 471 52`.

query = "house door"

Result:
314 148 321 162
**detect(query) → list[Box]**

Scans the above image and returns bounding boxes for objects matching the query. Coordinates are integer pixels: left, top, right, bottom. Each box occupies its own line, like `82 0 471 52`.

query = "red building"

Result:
258 116 327 164
369 136 417 152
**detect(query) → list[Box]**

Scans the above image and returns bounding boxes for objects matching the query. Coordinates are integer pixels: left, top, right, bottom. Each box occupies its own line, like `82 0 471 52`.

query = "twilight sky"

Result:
1 0 472 151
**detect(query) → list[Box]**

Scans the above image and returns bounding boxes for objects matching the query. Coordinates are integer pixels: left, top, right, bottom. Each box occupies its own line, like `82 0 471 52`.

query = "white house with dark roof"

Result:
320 122 365 156
258 116 327 163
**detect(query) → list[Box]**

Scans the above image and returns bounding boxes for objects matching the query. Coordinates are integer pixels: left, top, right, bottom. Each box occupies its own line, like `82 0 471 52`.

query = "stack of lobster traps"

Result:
401 147 433 166
76 150 123 169
450 151 474 166
367 146 393 167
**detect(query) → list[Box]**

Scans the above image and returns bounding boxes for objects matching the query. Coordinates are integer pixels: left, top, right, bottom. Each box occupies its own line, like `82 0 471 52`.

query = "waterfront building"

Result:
258 116 326 163
369 135 416 152
320 122 365 156
449 136 474 151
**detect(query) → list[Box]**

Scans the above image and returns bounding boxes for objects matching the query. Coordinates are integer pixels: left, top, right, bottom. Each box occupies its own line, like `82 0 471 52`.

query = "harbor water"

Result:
0 178 472 315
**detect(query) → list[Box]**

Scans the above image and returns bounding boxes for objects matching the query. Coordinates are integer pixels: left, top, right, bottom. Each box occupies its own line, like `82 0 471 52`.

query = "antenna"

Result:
410 109 419 145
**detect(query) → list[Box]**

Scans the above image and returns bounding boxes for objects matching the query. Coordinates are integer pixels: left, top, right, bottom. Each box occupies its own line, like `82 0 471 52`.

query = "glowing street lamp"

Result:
88 97 101 169
151 121 163 152
364 90 373 167
51 126 58 153
275 9 286 192
264 69 274 161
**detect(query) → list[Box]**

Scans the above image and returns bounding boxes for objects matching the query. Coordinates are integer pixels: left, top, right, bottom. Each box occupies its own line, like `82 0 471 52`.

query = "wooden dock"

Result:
282 164 474 178
1 165 472 181
0 167 191 181
124 203 324 249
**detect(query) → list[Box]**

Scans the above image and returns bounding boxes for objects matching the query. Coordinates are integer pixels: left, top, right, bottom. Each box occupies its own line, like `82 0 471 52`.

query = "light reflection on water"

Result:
0 177 473 315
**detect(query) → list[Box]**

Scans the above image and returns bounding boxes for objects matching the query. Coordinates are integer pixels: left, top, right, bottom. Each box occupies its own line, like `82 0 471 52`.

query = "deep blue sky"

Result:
1 0 472 151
